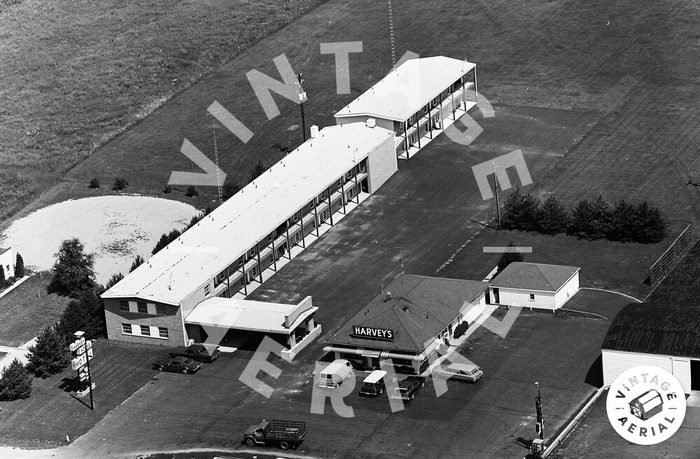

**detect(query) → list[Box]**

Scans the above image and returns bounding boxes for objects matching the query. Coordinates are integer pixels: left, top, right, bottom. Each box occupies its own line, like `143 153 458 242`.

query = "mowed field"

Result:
2 0 698 235
0 0 327 223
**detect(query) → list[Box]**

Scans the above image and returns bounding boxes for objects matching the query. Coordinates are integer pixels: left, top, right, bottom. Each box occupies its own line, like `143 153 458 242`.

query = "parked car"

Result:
318 359 354 388
153 356 202 374
171 343 220 362
390 376 425 402
432 362 483 383
243 419 306 450
359 370 387 397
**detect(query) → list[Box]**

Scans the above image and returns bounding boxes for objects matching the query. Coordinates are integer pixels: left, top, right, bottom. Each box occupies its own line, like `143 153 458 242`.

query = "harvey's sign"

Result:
351 326 394 341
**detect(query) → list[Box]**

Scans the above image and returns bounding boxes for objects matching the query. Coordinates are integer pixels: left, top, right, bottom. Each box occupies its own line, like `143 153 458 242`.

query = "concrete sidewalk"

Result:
0 337 37 371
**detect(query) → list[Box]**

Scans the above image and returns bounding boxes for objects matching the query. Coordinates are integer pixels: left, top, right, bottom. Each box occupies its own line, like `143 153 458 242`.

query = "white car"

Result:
432 362 483 382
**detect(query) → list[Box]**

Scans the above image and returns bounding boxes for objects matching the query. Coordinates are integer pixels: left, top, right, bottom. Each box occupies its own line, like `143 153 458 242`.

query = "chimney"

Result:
310 125 319 138
366 118 376 128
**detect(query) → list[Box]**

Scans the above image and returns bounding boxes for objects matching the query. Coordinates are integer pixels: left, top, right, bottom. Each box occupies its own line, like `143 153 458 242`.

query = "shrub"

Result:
47 238 96 298
14 253 25 278
27 325 71 378
453 321 470 339
185 186 198 197
88 178 100 189
162 184 172 194
113 177 128 191
249 159 266 182
0 359 32 401
222 182 240 200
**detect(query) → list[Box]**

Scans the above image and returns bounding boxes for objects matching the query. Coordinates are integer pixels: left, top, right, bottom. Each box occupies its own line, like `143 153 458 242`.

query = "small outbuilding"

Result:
0 247 15 280
488 262 580 311
602 302 700 394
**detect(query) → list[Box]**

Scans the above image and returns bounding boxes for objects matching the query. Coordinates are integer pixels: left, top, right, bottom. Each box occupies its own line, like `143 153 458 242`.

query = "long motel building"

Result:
101 121 397 351
334 56 478 159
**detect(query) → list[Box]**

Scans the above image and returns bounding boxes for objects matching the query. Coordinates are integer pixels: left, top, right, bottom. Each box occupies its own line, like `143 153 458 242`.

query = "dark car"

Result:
390 376 425 402
171 343 220 363
153 356 202 374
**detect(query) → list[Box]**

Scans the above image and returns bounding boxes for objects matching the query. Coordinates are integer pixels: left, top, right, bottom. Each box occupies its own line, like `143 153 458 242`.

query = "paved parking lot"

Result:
62 291 628 458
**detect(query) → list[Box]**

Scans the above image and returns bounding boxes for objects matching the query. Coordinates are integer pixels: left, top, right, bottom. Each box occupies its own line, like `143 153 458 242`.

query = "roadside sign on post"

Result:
70 331 95 410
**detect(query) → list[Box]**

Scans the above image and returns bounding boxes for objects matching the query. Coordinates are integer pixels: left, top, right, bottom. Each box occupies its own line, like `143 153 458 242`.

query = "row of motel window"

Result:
120 300 167 315
122 323 169 339
402 76 471 131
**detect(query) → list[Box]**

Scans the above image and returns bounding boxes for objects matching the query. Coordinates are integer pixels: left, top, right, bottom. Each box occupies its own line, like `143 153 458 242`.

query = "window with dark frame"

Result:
137 302 147 313
156 304 166 315
119 300 129 312
158 327 169 338
529 294 535 301
121 323 132 334
140 325 150 336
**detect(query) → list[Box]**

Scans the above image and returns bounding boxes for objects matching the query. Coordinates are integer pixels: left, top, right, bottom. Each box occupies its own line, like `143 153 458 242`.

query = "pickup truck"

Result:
243 419 306 450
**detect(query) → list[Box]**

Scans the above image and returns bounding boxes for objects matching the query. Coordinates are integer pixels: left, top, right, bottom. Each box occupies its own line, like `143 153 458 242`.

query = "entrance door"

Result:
691 360 700 391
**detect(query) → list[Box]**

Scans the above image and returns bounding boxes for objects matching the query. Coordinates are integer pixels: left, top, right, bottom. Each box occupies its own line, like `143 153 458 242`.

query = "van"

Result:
318 359 353 388
359 370 387 397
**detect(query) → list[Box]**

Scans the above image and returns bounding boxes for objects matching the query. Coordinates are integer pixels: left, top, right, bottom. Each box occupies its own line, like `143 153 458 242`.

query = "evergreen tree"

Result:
56 288 106 343
568 199 596 238
130 255 145 273
501 188 541 231
27 325 71 378
14 253 25 278
496 242 525 274
636 203 667 243
104 272 124 290
537 195 569 234
588 195 613 240
0 359 32 401
609 200 637 241
47 238 96 298
222 182 240 200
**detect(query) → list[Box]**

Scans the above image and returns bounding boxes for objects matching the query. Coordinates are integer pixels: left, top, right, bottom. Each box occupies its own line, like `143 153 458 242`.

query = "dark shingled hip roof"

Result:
602 302 700 359
326 275 488 354
489 262 579 292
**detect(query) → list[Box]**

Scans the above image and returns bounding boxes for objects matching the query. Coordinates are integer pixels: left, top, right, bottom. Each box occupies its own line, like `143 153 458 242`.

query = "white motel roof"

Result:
334 56 476 123
102 122 394 305
185 297 317 335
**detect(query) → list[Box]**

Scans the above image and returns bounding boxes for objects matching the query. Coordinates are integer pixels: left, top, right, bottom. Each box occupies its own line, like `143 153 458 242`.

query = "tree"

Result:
185 186 198 197
453 321 470 339
636 202 667 243
501 188 540 231
568 199 596 238
537 195 569 234
88 178 100 189
47 238 96 298
14 252 25 278
104 272 124 290
151 228 183 255
609 200 637 241
130 255 145 273
113 177 128 191
56 288 107 343
588 196 613 240
27 325 71 378
249 159 266 182
0 359 32 401
496 242 525 274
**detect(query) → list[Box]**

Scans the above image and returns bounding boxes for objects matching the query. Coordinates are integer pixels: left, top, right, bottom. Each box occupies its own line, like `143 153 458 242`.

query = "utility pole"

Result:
210 114 223 204
530 381 545 458
297 72 308 142
493 162 501 229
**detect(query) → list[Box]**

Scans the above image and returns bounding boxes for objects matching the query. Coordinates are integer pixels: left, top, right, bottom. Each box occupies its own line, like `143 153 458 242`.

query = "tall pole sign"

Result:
297 72 308 142
70 331 95 410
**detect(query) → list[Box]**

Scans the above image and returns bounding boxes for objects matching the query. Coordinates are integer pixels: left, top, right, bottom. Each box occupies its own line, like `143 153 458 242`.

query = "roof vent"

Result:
310 125 319 138
366 118 376 128
385 291 392 301
402 305 410 313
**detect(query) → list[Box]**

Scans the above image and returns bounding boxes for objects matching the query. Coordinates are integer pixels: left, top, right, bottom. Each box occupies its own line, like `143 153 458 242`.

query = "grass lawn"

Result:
0 339 163 448
0 0 327 223
0 274 72 347
647 239 700 304
437 226 676 301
